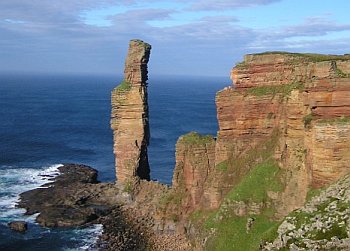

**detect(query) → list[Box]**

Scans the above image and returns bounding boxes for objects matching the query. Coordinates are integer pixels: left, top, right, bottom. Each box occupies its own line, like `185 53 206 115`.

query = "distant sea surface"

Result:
0 74 228 250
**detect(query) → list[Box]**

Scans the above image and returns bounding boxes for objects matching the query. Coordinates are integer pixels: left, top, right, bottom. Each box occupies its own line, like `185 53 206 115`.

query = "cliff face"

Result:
164 53 350 250
108 47 350 250
172 53 350 218
111 39 151 182
172 132 217 210
227 53 350 189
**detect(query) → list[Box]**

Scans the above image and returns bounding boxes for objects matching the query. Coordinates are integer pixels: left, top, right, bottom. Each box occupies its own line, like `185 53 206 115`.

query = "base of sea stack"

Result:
17 164 191 251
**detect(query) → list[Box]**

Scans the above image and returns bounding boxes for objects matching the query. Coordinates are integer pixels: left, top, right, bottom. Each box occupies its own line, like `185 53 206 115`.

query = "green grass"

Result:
159 190 183 207
303 114 313 128
224 130 280 179
235 61 246 68
205 213 280 251
305 186 322 202
335 68 349 78
131 39 151 50
288 210 315 229
235 52 350 69
280 199 350 243
246 82 304 97
260 220 281 243
123 180 133 193
114 80 132 93
226 159 283 203
200 132 285 251
251 52 350 62
216 161 228 171
180 132 214 145
317 116 350 125
189 210 205 222
313 224 348 240
283 204 349 247
171 130 283 251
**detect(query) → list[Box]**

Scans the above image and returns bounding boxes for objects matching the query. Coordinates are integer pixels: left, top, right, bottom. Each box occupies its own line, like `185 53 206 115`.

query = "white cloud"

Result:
188 0 282 11
247 17 350 54
0 1 349 76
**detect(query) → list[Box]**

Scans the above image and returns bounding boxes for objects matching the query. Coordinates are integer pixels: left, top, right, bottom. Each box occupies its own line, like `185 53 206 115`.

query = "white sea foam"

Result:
63 224 104 251
0 164 62 222
0 164 103 249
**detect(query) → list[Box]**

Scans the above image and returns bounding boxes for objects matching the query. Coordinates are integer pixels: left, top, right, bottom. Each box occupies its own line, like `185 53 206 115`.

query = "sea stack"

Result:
111 39 151 183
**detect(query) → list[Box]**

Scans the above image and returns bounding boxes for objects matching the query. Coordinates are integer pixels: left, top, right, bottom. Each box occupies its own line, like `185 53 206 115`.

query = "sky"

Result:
1 0 350 77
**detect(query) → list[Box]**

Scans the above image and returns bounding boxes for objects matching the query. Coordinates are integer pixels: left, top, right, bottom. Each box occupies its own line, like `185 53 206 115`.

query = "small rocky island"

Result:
17 40 350 250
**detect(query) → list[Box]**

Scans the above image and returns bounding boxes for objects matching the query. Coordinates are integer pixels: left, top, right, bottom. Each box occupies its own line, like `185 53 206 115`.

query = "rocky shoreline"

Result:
16 164 147 250
16 163 191 250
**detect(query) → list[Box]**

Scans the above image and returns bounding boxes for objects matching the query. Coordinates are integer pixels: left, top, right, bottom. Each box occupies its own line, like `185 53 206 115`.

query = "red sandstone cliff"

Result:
110 49 350 250
172 52 350 218
111 39 151 183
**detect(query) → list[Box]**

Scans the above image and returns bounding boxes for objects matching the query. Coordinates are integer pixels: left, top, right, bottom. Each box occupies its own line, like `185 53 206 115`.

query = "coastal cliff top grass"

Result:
130 39 151 50
179 132 214 145
236 52 350 68
249 51 350 62
114 80 132 93
246 81 304 97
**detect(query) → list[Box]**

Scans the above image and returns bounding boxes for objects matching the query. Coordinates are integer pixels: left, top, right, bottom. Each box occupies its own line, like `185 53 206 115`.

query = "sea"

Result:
0 74 229 250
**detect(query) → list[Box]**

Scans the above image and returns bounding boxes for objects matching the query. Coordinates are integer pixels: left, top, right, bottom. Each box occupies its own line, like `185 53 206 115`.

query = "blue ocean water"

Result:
0 74 229 250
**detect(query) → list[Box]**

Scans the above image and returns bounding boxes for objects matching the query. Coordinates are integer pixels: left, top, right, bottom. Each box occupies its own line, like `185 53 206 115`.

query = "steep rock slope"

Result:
174 52 350 212
263 174 350 250
111 39 151 182
166 52 350 250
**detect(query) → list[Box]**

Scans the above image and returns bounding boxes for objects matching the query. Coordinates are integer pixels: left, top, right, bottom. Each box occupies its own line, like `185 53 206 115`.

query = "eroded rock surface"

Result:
111 39 151 183
166 52 350 250
17 163 169 250
171 52 350 219
172 132 217 211
18 164 122 227
263 174 350 251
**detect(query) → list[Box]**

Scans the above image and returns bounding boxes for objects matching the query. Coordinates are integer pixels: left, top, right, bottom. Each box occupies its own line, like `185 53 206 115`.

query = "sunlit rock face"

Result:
226 53 350 189
111 39 151 183
172 52 350 217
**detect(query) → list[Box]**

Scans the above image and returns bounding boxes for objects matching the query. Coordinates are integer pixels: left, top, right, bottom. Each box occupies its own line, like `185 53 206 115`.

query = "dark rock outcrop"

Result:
8 221 27 233
18 164 118 227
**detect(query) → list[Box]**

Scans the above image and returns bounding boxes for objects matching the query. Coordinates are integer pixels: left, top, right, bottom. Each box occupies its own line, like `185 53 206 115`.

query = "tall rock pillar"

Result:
111 39 151 182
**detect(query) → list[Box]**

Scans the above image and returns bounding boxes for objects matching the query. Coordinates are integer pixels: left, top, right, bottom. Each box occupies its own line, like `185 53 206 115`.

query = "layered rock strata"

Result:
172 132 216 211
111 39 151 182
225 53 350 191
172 52 350 218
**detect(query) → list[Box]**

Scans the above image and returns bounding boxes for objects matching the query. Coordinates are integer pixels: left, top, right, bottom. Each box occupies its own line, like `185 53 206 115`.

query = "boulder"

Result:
8 221 27 233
